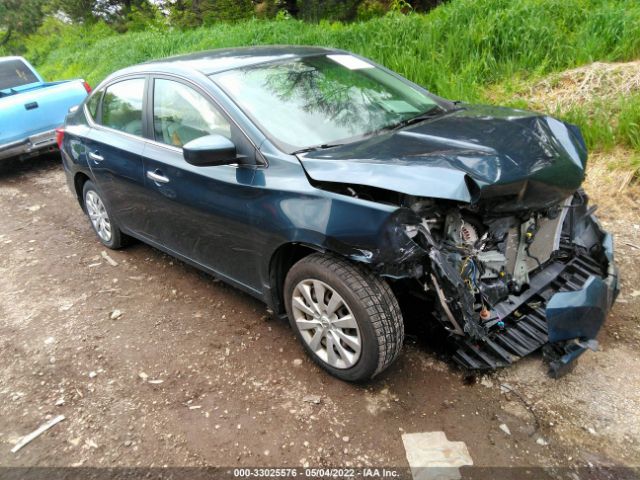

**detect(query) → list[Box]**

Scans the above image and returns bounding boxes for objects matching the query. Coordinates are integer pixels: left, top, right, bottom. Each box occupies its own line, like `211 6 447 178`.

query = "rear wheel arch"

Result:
81 180 131 249
74 172 91 209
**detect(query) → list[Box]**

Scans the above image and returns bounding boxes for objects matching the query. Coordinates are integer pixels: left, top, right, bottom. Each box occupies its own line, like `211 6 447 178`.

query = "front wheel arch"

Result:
268 241 378 315
268 242 322 315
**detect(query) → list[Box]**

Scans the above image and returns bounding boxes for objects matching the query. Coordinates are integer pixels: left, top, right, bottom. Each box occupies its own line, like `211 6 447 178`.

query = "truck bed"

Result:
0 56 89 161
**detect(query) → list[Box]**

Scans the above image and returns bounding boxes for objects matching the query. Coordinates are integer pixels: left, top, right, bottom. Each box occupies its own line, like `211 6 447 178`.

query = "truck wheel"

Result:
284 253 404 382
82 181 127 249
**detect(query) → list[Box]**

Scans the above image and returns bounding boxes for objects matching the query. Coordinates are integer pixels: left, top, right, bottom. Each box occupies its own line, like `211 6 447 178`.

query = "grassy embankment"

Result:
6 0 640 173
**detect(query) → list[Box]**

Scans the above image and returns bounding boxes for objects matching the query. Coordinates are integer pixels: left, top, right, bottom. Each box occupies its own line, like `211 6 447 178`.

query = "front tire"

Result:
284 253 404 382
82 181 127 249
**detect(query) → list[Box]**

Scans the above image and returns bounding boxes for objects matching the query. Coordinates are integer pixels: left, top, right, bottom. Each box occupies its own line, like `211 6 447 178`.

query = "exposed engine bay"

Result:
314 179 619 378
399 190 619 377
408 195 575 330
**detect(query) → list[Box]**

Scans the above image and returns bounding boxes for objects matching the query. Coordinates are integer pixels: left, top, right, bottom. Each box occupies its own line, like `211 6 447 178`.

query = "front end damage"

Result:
381 190 619 377
299 109 619 376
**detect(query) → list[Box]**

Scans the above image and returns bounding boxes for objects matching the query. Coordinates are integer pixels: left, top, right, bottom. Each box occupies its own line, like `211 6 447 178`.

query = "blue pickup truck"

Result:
0 56 90 161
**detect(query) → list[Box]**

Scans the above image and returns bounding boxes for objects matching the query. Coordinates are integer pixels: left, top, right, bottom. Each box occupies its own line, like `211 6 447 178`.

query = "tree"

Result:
47 0 151 24
46 0 94 23
168 0 204 28
297 0 443 22
0 0 47 46
255 0 298 19
205 0 253 23
169 0 254 28
297 0 361 22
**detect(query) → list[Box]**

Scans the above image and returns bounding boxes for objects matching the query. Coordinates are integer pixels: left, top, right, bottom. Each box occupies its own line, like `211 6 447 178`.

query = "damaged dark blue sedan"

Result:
60 46 618 381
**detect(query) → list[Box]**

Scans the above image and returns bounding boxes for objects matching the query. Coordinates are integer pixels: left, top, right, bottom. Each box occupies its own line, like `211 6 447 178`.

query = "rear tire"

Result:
284 253 404 382
82 181 128 249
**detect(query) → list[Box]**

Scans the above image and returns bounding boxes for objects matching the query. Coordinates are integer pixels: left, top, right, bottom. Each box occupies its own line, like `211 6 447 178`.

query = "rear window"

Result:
0 59 39 90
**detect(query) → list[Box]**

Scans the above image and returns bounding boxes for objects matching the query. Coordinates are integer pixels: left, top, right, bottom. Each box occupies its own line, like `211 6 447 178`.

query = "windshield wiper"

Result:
384 105 462 132
292 143 345 155
291 106 461 155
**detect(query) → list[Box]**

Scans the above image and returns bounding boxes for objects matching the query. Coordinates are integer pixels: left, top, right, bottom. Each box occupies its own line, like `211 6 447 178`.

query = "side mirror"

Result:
183 134 238 167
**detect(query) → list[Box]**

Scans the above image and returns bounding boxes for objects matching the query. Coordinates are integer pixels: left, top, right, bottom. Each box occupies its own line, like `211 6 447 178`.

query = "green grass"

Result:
21 0 640 94
546 92 640 153
5 0 640 155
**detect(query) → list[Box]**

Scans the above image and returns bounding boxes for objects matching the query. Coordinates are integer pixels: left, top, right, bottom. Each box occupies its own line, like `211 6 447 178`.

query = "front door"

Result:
139 77 262 290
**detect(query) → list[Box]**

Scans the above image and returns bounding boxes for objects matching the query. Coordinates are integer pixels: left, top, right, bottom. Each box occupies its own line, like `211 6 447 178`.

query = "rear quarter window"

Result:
86 90 103 121
0 59 39 90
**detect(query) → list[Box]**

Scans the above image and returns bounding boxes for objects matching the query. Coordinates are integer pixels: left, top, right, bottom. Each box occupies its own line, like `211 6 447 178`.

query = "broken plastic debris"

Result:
85 439 98 449
499 383 513 394
402 431 473 480
101 251 118 267
11 415 65 453
499 423 511 436
302 395 321 404
480 377 494 388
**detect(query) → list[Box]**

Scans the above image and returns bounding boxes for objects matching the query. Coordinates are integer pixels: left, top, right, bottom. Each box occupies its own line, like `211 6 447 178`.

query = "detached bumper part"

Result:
544 232 618 378
452 213 618 378
0 129 58 161
544 339 598 379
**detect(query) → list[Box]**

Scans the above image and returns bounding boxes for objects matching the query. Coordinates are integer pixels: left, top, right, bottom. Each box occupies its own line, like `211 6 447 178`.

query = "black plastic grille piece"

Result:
452 253 605 370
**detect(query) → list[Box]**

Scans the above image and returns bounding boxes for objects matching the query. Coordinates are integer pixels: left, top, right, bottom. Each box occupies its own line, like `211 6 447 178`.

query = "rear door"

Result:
139 76 262 290
85 76 149 234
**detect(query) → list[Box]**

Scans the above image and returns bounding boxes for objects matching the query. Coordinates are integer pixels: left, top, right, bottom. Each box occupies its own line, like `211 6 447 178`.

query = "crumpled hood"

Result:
298 105 588 211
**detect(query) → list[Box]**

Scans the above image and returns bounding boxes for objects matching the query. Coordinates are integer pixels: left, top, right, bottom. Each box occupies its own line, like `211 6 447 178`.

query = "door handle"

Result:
146 170 170 184
88 151 104 162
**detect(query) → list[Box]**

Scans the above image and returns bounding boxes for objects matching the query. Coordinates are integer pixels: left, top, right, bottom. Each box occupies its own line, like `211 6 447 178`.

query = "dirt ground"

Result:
0 154 638 477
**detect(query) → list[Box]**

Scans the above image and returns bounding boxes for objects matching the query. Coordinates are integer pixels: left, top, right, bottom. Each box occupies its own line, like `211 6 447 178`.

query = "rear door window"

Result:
100 78 145 137
0 59 39 90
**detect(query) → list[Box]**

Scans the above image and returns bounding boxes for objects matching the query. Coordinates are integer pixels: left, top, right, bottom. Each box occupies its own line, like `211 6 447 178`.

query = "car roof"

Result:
117 45 340 78
0 56 27 63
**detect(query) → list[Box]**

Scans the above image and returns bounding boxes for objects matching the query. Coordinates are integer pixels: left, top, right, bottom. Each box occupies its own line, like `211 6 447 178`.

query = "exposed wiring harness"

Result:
460 256 491 312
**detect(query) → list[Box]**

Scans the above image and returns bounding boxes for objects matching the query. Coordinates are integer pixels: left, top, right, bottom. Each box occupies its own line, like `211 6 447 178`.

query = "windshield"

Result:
213 54 439 153
0 59 39 91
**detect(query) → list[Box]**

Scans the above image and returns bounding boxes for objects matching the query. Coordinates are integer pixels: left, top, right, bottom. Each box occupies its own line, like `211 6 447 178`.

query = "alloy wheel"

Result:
291 279 361 369
85 190 112 243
